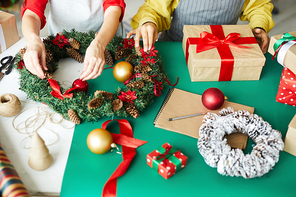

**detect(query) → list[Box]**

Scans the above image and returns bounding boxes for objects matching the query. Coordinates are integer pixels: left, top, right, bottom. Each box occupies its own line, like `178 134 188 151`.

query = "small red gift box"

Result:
276 67 296 106
147 143 187 179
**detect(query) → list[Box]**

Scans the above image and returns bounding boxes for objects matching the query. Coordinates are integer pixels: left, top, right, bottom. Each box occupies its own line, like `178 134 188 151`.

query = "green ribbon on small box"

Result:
272 33 296 59
152 144 182 172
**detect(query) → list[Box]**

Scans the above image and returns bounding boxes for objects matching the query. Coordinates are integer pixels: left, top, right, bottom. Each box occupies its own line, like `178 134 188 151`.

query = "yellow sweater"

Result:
131 0 274 33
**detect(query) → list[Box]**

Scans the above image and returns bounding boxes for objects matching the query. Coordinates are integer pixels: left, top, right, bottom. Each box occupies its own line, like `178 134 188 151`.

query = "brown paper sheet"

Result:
154 88 254 149
182 25 266 81
268 31 296 74
284 114 296 156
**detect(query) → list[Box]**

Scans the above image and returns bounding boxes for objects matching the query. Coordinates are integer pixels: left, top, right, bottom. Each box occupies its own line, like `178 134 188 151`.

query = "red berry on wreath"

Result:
201 87 225 110
72 79 89 92
113 61 134 83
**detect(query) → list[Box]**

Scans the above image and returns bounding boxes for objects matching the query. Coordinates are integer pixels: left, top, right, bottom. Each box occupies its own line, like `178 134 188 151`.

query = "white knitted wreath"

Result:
198 107 284 179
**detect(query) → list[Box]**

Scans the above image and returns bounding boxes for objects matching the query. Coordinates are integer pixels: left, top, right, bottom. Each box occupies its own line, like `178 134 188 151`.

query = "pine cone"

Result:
125 103 140 118
135 46 142 56
68 109 81 124
68 38 80 50
112 99 123 111
126 81 145 89
19 48 26 58
67 48 84 63
88 97 103 109
94 90 113 100
126 54 137 63
45 49 53 64
104 49 113 66
141 73 152 82
134 65 152 73
121 48 132 58
42 38 52 45
115 46 124 60
44 72 54 79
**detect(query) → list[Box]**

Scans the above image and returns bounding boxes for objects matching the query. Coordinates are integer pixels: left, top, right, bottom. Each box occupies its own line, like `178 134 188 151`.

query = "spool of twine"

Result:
0 93 21 117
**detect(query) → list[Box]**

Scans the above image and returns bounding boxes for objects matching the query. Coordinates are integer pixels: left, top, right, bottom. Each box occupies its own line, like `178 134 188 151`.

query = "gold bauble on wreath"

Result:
87 128 113 154
113 61 134 82
0 93 22 117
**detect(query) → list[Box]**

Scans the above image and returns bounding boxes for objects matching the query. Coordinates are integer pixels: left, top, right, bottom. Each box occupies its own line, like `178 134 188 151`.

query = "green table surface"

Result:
61 41 296 197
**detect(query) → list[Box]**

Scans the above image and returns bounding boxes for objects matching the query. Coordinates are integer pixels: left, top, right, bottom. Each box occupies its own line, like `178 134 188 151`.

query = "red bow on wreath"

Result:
47 78 78 100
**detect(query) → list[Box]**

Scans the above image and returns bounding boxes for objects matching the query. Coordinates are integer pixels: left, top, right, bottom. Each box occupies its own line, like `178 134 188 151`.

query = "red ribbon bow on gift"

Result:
156 144 173 160
185 25 258 81
47 78 78 100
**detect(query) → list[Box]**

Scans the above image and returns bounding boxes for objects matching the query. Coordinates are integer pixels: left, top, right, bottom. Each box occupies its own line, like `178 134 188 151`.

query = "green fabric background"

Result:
61 42 296 197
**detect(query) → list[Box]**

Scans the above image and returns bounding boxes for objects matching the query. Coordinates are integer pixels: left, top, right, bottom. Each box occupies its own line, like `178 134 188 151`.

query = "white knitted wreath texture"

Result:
198 107 284 178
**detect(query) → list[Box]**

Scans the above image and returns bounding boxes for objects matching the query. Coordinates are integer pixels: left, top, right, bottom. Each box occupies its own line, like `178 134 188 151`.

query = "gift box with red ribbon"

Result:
147 143 187 179
276 67 296 106
182 25 265 82
268 31 296 74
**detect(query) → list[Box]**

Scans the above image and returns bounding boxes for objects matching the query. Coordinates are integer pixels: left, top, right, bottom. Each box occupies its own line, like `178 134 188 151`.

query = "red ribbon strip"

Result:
47 78 78 100
123 73 142 85
185 25 258 81
101 119 147 197
150 75 179 97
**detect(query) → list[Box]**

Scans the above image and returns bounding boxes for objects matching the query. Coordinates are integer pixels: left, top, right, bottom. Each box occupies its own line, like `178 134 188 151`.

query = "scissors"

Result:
0 56 15 81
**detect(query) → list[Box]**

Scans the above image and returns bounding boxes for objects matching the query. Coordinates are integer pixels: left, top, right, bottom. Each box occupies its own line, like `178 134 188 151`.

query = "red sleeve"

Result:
21 0 48 29
103 0 126 22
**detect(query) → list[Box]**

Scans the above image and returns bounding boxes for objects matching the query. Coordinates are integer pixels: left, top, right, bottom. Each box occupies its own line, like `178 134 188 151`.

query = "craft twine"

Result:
12 101 74 149
0 93 22 117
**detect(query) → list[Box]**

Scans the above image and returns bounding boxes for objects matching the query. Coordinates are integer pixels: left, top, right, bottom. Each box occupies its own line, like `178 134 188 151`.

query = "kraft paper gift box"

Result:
0 11 19 53
147 143 187 179
268 31 296 74
283 114 296 156
182 25 265 82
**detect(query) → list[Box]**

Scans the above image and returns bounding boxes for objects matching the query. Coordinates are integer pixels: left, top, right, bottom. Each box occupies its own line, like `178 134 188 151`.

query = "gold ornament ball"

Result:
87 128 113 154
113 61 134 82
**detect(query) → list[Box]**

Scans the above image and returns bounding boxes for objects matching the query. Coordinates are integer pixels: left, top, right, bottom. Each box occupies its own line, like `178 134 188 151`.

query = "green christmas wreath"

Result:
14 29 174 124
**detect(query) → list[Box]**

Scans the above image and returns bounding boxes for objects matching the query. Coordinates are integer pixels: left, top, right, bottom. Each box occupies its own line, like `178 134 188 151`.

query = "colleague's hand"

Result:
126 22 158 51
252 28 270 54
80 39 105 81
23 35 47 79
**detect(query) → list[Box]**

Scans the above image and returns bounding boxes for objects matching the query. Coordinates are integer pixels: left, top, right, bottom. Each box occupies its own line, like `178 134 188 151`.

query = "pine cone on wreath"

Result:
104 49 113 66
19 48 26 58
112 99 123 111
125 103 140 118
141 73 152 82
95 90 113 100
68 109 81 124
126 81 145 89
134 64 152 73
88 97 103 109
68 38 80 50
121 48 132 58
66 48 84 63
126 54 137 63
44 72 54 79
135 46 142 56
115 46 124 60
42 38 52 45
45 49 53 64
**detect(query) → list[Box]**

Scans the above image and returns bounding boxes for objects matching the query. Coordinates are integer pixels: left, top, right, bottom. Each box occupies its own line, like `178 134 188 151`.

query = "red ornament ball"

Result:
72 79 89 92
201 87 225 110
113 61 134 83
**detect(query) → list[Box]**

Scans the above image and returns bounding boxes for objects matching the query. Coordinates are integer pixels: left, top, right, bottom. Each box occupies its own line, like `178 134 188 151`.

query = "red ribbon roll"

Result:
185 25 258 81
